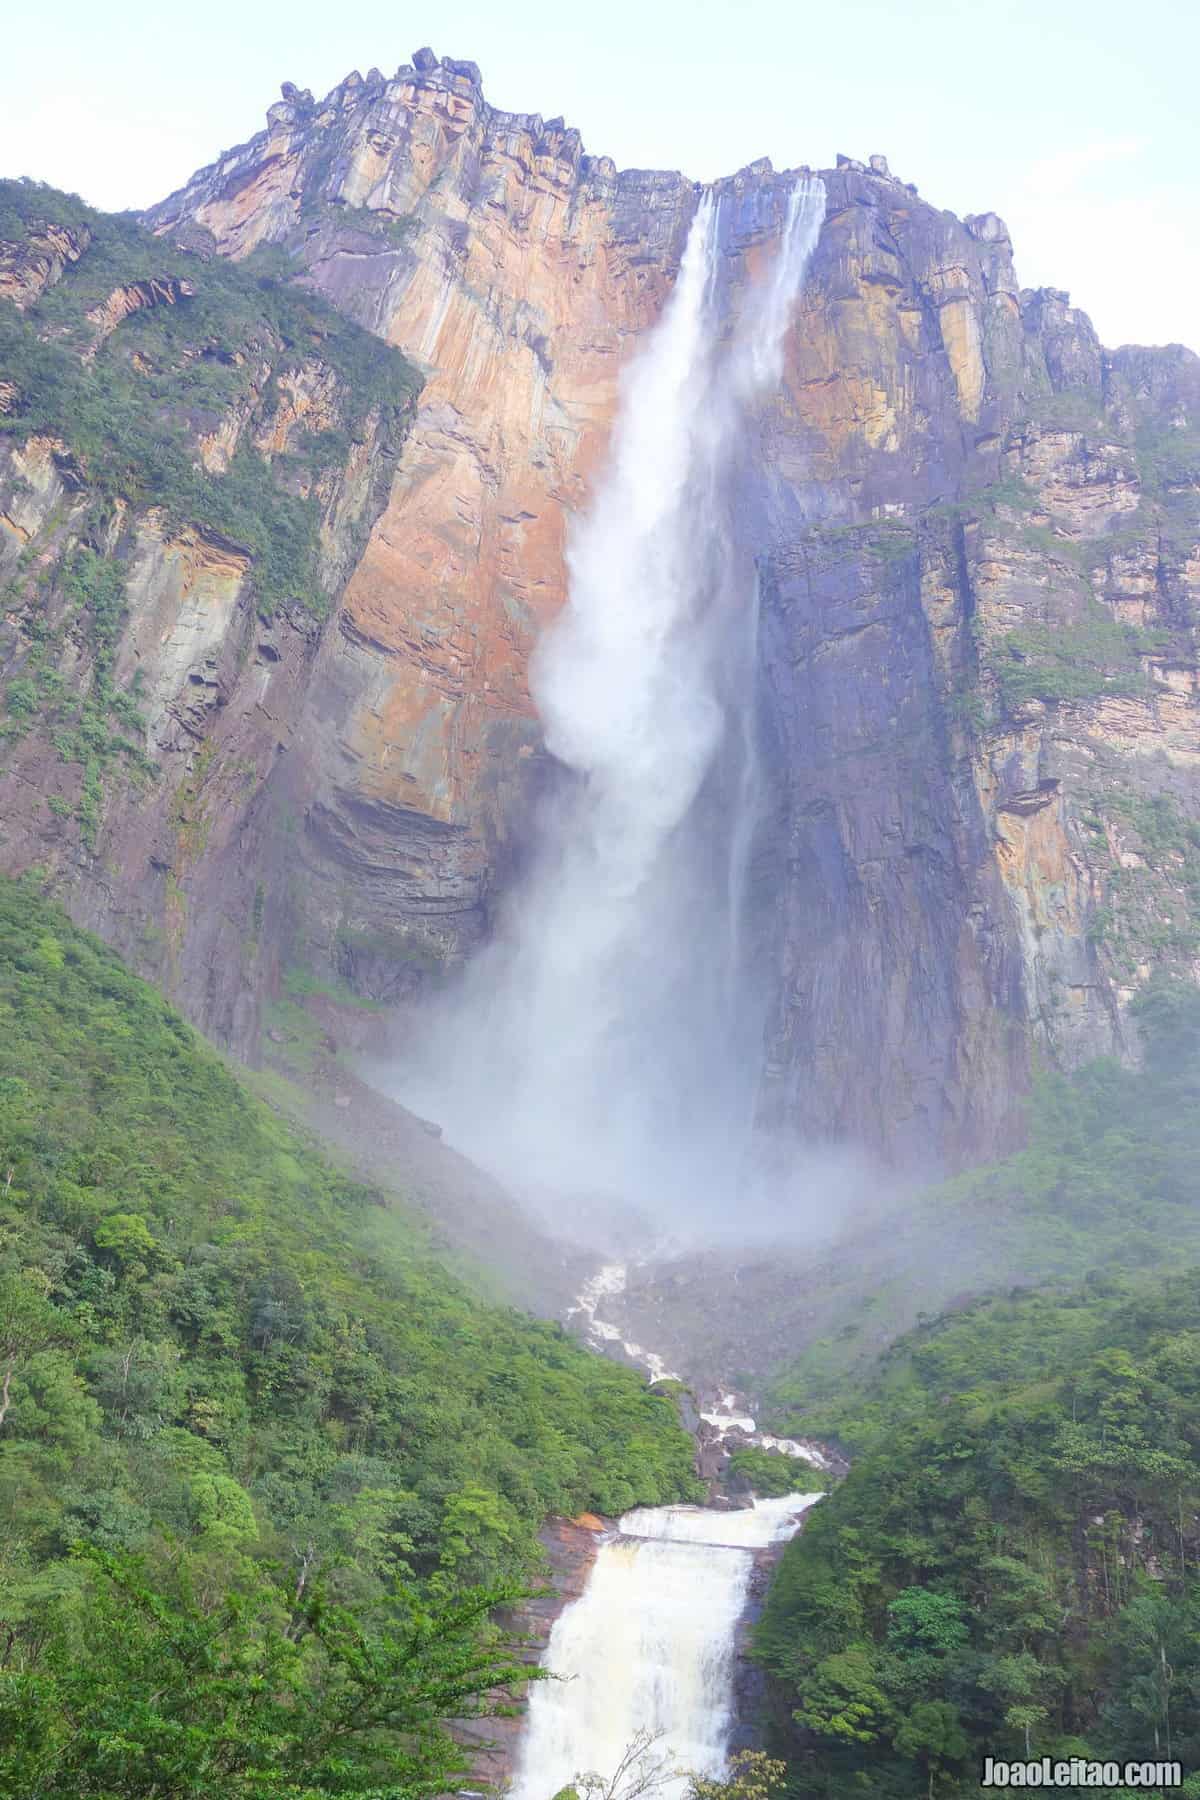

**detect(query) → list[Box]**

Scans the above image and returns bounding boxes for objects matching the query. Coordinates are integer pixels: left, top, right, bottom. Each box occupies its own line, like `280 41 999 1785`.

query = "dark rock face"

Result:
754 528 1027 1166
2 54 1198 1174
723 165 1200 1166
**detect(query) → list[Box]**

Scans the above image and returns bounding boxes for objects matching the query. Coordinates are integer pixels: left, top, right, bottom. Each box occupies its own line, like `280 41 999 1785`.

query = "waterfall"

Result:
394 174 827 1243
509 1495 822 1799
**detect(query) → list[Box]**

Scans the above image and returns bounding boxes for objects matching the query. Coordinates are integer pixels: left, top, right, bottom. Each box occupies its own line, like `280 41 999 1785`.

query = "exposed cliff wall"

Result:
145 67 1200 1166
3 54 1198 1172
144 57 699 1021
0 180 418 1055
751 178 1200 1163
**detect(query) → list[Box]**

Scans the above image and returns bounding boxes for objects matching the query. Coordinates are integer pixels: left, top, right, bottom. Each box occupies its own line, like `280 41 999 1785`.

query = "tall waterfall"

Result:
509 1495 822 1799
393 175 826 1241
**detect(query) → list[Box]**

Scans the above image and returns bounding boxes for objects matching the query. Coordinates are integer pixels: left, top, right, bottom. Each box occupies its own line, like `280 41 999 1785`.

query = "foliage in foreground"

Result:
0 1544 528 1798
550 1736 787 1800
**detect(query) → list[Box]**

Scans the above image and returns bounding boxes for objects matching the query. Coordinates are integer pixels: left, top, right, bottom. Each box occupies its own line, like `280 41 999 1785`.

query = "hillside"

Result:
747 1001 1200 1797
756 1266 1200 1798
0 871 699 1790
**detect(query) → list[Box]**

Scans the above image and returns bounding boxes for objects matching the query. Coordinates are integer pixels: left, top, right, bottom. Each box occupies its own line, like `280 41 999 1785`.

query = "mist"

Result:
381 176 828 1250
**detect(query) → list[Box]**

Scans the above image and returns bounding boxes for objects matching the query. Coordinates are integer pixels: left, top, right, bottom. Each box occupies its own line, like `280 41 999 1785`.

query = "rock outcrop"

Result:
0 183 418 1056
455 1512 608 1790
2 53 1198 1174
0 214 89 308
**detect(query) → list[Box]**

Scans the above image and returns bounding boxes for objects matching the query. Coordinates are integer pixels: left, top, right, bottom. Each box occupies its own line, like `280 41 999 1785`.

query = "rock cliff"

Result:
2 53 1198 1175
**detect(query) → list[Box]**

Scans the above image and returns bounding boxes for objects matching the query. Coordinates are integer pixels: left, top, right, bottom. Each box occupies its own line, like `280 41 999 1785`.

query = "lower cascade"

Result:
509 1495 822 1798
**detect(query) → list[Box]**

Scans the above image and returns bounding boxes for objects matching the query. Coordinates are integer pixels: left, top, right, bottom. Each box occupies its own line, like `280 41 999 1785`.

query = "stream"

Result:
404 169 831 1797
496 1260 828 1797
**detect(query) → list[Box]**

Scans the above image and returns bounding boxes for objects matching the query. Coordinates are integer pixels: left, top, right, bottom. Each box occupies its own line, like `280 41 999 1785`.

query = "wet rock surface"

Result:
454 1512 608 1792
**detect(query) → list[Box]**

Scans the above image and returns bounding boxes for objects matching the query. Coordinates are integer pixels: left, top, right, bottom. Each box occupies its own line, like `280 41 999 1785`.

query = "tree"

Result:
573 1730 683 1799
92 1210 160 1267
571 1740 788 1800
1005 1702 1049 1759
0 1544 535 1798
979 1649 1059 1756
0 1273 74 1430
688 1749 789 1798
793 1643 892 1744
886 1588 968 1658
1105 1589 1189 1761
893 1700 970 1800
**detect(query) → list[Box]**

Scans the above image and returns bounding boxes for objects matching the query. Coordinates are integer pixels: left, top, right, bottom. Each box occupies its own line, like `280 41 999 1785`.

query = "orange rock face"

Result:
141 58 1200 1164
149 61 697 957
0 56 1191 1167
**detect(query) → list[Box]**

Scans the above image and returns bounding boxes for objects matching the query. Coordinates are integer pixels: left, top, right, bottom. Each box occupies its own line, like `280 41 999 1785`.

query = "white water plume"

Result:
508 1494 822 1799
393 176 826 1241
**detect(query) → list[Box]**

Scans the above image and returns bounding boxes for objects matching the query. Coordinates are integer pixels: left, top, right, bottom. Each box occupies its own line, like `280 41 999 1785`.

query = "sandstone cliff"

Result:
3 54 1199 1175
0 178 421 1058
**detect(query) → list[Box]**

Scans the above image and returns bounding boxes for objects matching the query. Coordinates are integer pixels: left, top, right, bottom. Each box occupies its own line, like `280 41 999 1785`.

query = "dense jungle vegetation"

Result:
758 1266 1200 1799
0 874 699 1796
755 985 1200 1798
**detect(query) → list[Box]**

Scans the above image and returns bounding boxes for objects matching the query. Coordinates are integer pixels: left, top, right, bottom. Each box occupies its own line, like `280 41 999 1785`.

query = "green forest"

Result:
754 985 1200 1798
0 874 700 1796
758 1267 1200 1798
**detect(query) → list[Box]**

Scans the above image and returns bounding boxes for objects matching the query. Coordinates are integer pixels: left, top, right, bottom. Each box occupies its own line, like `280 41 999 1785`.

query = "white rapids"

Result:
699 1391 828 1468
508 1495 822 1799
567 1262 684 1386
569 1273 829 1470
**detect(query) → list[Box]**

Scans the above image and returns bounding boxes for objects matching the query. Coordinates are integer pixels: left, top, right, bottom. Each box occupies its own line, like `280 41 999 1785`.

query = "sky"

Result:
3 0 1197 349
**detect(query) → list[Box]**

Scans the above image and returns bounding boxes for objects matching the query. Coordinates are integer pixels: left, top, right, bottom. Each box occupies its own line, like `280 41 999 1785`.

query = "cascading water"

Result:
392 177 830 1791
394 174 827 1242
509 1495 823 1799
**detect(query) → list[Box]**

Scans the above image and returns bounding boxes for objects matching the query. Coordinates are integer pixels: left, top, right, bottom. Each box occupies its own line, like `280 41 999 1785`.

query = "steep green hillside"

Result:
0 872 699 1791
758 1270 1200 1799
753 985 1200 1797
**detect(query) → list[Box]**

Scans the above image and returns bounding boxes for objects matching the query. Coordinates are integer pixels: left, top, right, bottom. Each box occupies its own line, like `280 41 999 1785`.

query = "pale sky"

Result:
3 0 1197 349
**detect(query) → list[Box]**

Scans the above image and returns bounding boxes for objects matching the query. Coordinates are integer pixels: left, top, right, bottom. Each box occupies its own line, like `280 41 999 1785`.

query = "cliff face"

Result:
751 215 1200 1162
3 56 1199 1170
143 57 697 1015
748 184 1200 1162
0 180 421 1053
